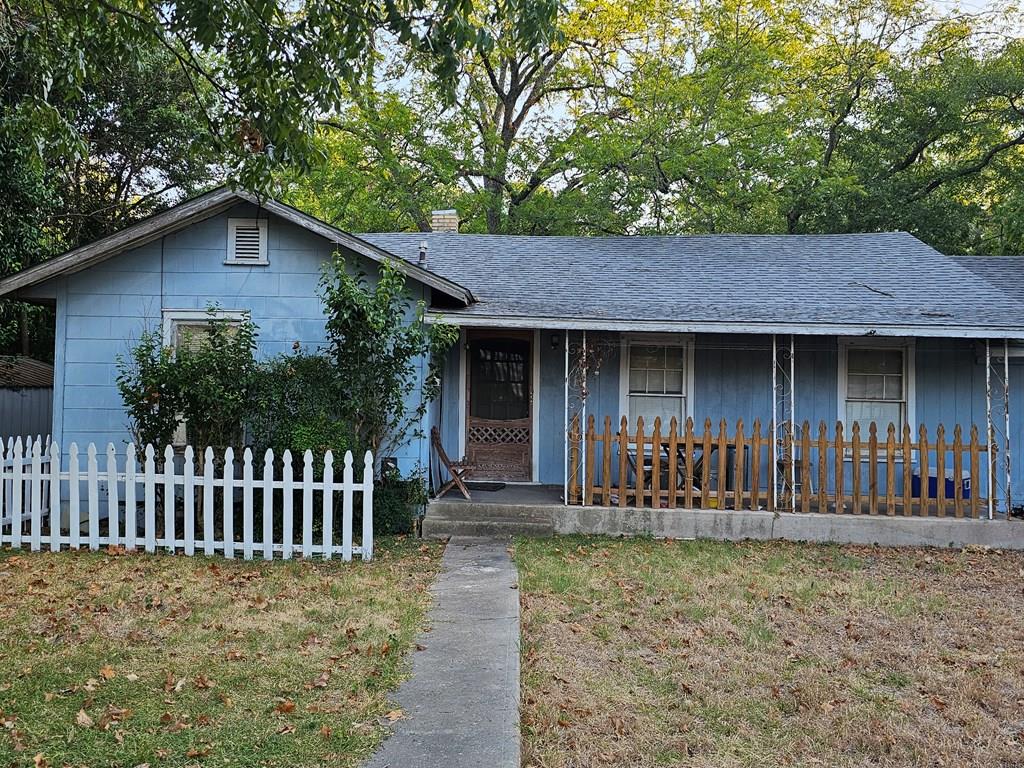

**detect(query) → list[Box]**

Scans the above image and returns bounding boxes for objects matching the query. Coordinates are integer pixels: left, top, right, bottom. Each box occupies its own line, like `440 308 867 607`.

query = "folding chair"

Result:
431 427 474 500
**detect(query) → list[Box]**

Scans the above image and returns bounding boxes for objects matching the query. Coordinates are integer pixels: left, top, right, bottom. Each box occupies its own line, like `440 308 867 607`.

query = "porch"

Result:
431 329 1021 526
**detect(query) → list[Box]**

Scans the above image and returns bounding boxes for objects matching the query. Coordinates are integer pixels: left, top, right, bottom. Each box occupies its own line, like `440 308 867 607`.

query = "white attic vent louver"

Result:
227 218 268 264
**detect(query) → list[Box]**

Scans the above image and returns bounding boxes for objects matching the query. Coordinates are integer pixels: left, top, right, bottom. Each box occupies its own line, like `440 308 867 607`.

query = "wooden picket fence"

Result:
0 439 373 560
570 415 995 518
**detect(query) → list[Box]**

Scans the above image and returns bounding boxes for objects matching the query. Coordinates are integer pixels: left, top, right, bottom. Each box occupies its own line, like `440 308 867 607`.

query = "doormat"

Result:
467 481 506 492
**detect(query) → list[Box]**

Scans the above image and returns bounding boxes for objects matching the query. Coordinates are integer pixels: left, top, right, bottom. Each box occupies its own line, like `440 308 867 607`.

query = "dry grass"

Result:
515 537 1024 768
0 538 444 768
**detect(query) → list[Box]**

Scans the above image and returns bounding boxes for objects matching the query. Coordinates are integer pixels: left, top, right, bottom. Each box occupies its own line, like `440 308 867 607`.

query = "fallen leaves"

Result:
75 709 94 728
274 698 296 714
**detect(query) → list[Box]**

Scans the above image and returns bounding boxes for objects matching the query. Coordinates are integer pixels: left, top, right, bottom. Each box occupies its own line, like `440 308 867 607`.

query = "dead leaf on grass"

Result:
75 709 94 728
274 699 296 714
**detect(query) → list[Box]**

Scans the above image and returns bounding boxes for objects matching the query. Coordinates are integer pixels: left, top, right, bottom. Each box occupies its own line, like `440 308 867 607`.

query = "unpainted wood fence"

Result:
570 415 997 518
0 438 373 560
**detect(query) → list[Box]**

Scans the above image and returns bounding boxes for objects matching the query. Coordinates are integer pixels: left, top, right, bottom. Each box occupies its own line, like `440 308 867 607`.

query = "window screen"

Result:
469 338 530 421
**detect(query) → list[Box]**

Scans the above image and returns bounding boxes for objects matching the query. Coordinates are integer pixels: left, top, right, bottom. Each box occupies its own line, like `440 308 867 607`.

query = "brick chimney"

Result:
430 209 459 233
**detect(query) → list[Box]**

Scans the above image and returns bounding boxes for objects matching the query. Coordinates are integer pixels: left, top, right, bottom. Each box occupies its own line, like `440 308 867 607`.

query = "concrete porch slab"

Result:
424 498 1024 549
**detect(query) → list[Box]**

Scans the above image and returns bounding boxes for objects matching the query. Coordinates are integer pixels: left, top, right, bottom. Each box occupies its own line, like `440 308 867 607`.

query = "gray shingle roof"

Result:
952 256 1024 303
359 232 1024 337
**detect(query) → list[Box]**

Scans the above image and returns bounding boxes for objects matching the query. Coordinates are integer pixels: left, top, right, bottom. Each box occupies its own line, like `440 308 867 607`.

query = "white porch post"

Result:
581 330 588 506
790 334 796 513
986 339 994 519
1004 339 1012 515
563 330 569 505
771 334 778 511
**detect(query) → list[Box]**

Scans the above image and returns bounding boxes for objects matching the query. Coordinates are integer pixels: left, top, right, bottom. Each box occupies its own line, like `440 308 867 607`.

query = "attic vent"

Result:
227 218 268 264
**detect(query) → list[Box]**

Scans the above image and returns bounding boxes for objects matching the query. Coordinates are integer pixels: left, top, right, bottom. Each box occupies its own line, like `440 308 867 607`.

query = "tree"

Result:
1 26 222 359
319 256 457 466
2 0 560 194
288 0 1024 254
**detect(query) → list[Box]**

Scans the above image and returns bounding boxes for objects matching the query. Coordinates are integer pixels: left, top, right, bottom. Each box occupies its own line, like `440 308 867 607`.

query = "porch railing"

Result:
570 415 994 518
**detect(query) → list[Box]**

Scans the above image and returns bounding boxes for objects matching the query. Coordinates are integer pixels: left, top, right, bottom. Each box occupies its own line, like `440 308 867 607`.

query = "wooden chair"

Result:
431 427 473 500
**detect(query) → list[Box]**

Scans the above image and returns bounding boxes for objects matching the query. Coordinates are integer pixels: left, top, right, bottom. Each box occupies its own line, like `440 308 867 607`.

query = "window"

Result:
226 218 268 265
622 337 693 426
840 341 914 435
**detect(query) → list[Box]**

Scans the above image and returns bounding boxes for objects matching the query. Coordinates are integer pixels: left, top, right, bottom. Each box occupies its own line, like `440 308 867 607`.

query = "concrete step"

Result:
423 501 556 538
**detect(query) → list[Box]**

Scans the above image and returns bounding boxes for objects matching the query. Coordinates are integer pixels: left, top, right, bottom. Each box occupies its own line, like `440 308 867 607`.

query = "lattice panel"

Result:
468 425 531 444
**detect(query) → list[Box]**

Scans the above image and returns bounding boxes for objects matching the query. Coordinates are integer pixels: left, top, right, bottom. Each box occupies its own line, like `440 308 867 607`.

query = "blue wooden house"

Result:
2 187 1023 518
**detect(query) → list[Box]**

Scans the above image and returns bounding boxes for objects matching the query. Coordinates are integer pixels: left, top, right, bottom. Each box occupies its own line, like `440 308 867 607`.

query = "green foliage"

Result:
248 350 357 468
173 315 260 454
115 311 259 452
372 465 428 535
320 256 457 464
288 0 1024 254
2 0 560 194
114 330 183 450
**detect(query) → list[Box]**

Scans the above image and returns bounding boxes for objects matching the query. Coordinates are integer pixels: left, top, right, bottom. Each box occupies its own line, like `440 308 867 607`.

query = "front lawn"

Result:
515 537 1024 768
0 539 444 768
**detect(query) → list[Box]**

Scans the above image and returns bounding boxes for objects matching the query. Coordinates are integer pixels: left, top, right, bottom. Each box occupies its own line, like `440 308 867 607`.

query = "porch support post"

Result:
771 334 778 512
986 339 994 519
581 330 588 506
563 330 569 506
1005 339 1012 515
790 334 796 513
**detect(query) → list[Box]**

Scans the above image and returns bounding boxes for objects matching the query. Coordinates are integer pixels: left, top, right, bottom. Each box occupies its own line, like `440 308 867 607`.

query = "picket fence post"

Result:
262 449 274 560
342 451 353 561
125 445 137 551
48 442 61 552
242 448 254 561
106 444 120 547
223 447 235 559
362 451 374 561
282 450 294 559
322 451 334 560
302 450 314 558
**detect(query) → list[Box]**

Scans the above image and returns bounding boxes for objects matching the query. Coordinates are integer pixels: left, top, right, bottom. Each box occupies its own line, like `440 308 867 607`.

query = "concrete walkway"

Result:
365 536 520 768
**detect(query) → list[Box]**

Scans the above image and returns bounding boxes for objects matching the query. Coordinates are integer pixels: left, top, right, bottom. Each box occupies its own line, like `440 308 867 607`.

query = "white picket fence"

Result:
0 438 373 561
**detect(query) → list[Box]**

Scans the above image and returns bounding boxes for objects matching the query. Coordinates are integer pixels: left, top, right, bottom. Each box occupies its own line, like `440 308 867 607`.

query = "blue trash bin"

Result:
911 467 971 499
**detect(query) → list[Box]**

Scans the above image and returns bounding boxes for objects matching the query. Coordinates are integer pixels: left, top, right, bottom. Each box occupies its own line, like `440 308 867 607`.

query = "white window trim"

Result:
226 217 269 265
837 337 916 442
162 309 248 347
618 333 696 424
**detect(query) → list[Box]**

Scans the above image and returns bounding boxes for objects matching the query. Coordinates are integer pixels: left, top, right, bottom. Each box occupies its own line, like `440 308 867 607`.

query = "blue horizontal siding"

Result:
52 202 430 475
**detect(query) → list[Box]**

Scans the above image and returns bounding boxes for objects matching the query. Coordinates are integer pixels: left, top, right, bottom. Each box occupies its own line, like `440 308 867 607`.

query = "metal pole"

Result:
1005 338 1012 515
771 334 778 511
563 330 569 506
986 339 994 520
790 334 796 513
581 330 588 506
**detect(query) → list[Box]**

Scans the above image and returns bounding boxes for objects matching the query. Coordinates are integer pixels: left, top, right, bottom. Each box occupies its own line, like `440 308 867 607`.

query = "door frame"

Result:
458 327 541 483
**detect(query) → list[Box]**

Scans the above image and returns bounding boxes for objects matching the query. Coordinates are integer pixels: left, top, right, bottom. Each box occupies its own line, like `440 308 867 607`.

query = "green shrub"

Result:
371 465 427 535
248 350 359 471
115 310 258 452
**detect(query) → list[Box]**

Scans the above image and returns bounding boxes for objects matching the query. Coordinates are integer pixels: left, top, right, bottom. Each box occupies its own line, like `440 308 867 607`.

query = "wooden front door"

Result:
466 331 533 481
